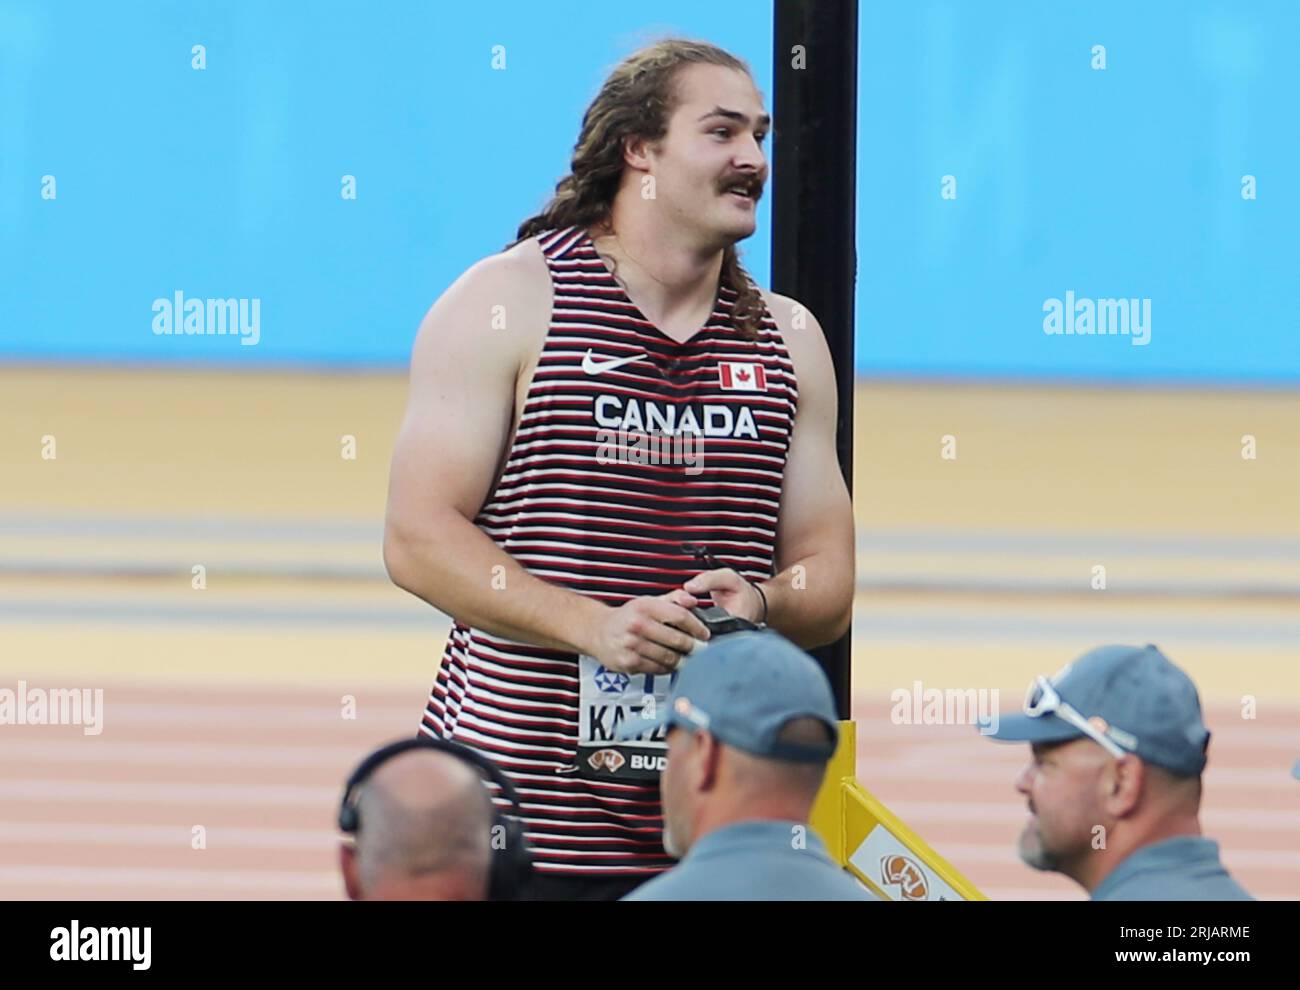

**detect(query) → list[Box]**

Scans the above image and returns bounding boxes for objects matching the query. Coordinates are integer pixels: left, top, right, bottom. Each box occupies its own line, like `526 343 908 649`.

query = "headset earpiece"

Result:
338 735 533 900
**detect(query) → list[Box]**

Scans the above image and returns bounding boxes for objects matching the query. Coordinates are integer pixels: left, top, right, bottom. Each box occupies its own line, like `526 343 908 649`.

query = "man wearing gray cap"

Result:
982 644 1252 900
616 629 875 901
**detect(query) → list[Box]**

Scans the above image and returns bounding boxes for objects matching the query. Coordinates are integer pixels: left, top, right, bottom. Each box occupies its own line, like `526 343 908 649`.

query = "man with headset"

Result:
338 737 534 901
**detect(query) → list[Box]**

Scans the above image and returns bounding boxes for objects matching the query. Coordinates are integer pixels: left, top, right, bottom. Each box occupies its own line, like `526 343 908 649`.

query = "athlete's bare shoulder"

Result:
756 287 834 393
759 285 826 355
413 234 553 373
757 287 794 329
756 287 812 334
484 234 552 306
432 235 551 335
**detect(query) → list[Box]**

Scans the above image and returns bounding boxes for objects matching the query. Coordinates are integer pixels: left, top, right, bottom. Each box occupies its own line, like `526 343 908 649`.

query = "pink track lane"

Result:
1 684 1294 900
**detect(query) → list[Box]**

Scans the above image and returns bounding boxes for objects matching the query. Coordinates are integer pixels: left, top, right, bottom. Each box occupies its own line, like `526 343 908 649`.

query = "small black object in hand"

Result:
691 604 761 637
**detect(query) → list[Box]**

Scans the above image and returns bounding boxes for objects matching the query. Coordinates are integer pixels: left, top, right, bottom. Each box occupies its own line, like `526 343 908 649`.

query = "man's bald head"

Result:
340 748 495 901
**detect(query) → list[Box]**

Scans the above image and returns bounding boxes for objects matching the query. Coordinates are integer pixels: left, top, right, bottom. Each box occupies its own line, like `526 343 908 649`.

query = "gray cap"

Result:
615 629 838 763
984 644 1211 777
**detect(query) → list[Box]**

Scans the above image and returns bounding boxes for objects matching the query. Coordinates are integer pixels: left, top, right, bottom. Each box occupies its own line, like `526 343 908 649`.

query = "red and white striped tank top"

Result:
420 225 799 876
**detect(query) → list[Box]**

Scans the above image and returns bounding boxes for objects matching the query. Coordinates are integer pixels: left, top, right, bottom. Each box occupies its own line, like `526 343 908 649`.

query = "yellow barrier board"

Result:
811 720 987 901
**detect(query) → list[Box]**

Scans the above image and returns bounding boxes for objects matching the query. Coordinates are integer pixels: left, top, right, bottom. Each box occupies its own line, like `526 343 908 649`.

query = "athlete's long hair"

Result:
508 39 765 339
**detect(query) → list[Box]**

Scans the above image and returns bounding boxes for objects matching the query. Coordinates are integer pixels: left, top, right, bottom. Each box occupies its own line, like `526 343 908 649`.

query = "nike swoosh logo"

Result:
582 350 646 375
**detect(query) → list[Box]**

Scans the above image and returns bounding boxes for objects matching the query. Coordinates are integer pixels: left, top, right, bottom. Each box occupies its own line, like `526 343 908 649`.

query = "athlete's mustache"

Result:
718 174 763 199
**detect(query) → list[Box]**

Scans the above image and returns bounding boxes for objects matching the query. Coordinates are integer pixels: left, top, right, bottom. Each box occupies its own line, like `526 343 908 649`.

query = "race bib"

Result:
573 655 679 783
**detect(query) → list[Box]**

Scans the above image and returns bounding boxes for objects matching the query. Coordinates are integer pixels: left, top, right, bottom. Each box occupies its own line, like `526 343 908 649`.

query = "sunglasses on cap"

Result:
1024 675 1133 760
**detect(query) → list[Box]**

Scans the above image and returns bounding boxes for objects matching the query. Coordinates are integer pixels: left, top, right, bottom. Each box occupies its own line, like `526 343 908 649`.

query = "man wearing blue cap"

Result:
617 629 876 900
983 644 1252 900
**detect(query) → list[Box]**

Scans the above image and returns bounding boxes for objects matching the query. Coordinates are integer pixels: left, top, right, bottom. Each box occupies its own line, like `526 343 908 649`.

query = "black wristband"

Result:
752 581 768 625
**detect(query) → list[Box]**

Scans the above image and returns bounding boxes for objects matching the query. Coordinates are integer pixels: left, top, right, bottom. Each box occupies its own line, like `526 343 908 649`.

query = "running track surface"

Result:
2 369 1297 900
2 681 1296 901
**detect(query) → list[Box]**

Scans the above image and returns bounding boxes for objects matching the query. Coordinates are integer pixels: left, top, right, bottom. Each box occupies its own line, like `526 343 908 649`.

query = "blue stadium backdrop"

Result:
1 0 1295 382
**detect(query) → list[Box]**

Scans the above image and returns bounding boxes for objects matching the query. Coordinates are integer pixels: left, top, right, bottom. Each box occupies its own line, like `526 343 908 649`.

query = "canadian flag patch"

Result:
717 362 767 391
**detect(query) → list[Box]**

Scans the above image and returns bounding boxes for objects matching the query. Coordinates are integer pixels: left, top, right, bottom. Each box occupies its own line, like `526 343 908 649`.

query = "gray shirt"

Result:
622 819 878 901
1091 836 1253 901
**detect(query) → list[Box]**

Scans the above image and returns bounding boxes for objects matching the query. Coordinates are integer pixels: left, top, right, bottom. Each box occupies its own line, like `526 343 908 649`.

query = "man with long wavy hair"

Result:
383 38 854 901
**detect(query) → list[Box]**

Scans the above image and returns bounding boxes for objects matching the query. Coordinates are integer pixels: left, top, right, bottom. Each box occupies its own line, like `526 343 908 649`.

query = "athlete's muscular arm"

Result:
686 292 854 648
383 242 709 673
761 294 855 646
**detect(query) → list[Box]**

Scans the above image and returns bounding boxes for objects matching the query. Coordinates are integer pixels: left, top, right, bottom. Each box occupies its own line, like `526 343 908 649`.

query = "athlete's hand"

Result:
683 568 766 624
588 589 711 675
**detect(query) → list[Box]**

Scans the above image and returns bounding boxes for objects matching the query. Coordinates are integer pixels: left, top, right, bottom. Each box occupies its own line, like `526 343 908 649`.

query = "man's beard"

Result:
1017 817 1063 872
661 817 685 860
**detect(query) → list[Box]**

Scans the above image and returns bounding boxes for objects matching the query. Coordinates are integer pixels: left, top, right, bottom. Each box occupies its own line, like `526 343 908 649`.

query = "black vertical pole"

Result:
772 0 857 719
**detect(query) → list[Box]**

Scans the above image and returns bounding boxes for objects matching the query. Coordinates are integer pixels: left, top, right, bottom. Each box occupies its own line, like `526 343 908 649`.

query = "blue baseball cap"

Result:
1292 758 1299 781
983 644 1211 777
616 629 839 763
